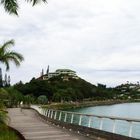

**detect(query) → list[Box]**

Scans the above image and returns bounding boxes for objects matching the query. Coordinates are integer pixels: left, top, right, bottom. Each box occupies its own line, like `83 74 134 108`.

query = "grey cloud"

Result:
1 0 140 86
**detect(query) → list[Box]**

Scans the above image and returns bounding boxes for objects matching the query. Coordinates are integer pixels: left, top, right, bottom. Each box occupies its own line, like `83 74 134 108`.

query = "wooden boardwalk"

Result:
8 108 93 140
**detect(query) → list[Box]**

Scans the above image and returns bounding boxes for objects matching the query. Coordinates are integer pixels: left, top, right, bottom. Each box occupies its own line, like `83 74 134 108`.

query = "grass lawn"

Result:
0 124 19 140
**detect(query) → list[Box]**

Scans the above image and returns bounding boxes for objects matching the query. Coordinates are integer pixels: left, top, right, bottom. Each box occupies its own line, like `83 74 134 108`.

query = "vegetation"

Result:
0 101 7 124
0 40 24 71
0 126 19 140
0 39 24 139
42 100 131 110
0 101 19 140
37 95 48 104
14 75 123 103
0 0 47 15
13 74 140 105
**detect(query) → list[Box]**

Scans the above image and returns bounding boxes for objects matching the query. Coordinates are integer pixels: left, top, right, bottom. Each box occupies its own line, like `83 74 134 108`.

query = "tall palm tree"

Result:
0 39 24 71
0 0 47 15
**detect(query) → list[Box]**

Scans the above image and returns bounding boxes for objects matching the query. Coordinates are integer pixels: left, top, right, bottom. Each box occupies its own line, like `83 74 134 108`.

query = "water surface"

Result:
68 103 140 139
71 103 140 119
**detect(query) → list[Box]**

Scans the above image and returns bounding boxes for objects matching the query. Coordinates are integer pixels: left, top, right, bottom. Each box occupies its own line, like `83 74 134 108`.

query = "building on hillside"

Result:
37 66 79 81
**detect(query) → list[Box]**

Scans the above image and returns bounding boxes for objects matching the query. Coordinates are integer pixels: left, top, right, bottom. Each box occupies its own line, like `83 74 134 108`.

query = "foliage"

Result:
14 74 140 102
0 101 7 127
5 87 24 107
14 75 121 102
14 79 53 100
0 106 18 140
37 95 48 104
42 103 78 110
0 88 9 100
23 94 35 105
0 110 7 124
0 0 47 15
0 40 24 71
0 124 18 140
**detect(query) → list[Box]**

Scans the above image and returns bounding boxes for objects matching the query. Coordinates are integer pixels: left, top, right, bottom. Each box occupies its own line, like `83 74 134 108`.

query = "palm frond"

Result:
0 40 15 61
26 0 47 6
4 60 10 71
1 0 18 15
0 39 24 71
8 56 21 66
2 55 23 70
7 51 24 61
0 40 15 51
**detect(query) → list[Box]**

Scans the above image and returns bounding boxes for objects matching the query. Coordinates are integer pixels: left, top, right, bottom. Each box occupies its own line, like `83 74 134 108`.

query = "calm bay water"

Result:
70 103 140 119
68 103 140 139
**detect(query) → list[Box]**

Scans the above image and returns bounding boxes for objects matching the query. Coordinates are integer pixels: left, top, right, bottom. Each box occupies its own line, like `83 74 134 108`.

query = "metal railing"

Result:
31 105 140 139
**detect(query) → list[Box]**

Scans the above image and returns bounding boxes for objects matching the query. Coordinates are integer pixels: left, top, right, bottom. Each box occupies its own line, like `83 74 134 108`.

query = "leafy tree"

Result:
6 87 24 107
23 95 34 105
0 40 24 71
52 92 61 102
37 95 48 104
14 74 124 102
0 0 47 15
0 88 9 100
14 80 53 100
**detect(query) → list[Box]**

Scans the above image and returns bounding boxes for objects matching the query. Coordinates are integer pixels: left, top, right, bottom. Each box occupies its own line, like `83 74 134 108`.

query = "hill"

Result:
14 74 119 102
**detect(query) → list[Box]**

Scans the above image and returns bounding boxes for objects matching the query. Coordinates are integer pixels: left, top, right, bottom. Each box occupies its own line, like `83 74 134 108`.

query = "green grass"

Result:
42 100 133 110
42 103 77 110
0 124 19 140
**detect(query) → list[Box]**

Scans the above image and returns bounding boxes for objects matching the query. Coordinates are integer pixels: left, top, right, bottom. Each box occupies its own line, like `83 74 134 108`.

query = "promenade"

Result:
8 108 93 140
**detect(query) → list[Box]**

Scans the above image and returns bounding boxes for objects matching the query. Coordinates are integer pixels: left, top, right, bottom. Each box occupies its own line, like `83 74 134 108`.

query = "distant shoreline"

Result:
42 100 140 110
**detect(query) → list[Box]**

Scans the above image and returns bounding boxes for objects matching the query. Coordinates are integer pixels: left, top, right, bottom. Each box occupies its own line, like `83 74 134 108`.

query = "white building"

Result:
38 68 79 81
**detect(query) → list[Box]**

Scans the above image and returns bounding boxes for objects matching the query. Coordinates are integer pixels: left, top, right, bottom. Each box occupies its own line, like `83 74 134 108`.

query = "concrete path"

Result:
8 108 93 140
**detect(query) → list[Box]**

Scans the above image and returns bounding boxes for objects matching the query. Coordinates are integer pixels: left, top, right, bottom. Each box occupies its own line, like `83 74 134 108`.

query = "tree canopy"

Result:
14 75 120 102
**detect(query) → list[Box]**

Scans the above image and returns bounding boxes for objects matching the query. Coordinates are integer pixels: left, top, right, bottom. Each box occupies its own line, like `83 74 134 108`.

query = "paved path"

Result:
8 108 93 140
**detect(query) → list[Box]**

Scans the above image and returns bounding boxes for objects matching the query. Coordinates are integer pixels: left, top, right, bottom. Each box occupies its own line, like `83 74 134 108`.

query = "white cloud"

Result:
0 0 140 86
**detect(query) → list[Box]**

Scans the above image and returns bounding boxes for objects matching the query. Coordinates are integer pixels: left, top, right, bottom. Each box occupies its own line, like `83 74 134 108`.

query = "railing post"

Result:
46 109 48 116
43 109 45 116
48 110 50 117
59 111 62 121
64 113 67 122
44 109 46 116
41 108 43 115
54 111 57 120
49 110 51 118
71 113 74 124
79 115 82 125
88 116 92 127
129 121 133 137
112 119 116 133
47 109 48 116
51 110 53 118
43 109 46 116
99 118 103 130
47 110 49 117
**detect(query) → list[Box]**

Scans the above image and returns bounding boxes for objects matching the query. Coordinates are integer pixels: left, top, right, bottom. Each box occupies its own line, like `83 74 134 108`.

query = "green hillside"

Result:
14 74 119 102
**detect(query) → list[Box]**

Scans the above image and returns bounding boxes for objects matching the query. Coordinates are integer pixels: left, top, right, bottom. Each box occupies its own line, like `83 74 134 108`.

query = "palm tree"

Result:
0 39 24 71
0 0 47 15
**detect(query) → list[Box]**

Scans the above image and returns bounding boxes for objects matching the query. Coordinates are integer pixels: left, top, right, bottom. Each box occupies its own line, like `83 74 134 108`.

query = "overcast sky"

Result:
0 0 140 87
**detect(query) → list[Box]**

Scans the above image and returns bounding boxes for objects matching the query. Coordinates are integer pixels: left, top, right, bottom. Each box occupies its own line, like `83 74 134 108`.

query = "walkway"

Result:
8 108 94 140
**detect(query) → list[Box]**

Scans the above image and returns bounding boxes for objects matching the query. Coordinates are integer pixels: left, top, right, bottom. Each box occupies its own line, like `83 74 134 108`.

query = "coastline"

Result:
42 99 139 110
